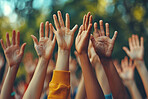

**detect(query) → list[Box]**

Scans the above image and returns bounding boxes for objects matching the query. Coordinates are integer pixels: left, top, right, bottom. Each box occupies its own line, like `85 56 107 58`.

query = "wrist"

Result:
134 59 145 67
55 48 70 71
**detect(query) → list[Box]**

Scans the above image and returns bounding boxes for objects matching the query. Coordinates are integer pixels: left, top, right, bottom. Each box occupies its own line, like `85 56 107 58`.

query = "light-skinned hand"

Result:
123 35 144 60
51 11 78 51
31 21 56 60
0 30 26 67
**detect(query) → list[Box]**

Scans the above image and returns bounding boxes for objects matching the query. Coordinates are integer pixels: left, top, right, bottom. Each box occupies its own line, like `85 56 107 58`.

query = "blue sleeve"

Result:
105 93 113 99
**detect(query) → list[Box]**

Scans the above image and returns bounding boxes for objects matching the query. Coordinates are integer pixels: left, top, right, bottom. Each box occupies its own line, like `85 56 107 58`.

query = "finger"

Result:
16 31 20 45
85 12 90 29
57 11 65 27
53 14 60 29
6 33 11 47
129 37 133 49
99 20 105 36
86 24 92 37
19 43 26 56
112 31 118 43
12 30 16 45
89 15 92 24
77 25 83 36
105 23 110 37
122 47 130 56
66 13 70 29
71 24 78 36
45 21 49 37
131 35 136 47
83 15 86 30
40 22 44 38
50 23 56 33
0 39 6 50
135 35 139 47
49 23 54 40
94 22 98 33
140 37 144 47
90 34 96 48
31 35 39 45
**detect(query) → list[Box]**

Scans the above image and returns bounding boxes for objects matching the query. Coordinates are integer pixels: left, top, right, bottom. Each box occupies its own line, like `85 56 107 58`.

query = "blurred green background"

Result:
0 0 148 98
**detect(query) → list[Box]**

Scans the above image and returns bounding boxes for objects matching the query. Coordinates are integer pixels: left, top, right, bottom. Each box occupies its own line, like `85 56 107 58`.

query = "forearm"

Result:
95 64 111 95
55 49 70 71
79 53 105 99
101 58 129 99
126 80 142 99
75 75 86 99
1 65 18 99
23 57 48 99
135 60 148 96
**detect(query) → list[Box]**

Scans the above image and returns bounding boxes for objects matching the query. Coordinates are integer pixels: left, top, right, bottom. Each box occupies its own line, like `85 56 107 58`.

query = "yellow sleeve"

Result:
48 70 71 99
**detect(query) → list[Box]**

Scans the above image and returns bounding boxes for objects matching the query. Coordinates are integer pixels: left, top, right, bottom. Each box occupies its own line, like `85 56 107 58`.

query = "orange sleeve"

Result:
48 70 70 99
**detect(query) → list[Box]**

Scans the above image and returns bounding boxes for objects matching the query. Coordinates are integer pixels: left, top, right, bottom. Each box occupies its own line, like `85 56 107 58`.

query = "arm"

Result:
135 60 148 95
48 11 78 99
91 20 129 99
75 13 105 99
88 39 111 95
75 74 86 99
74 51 86 99
23 22 56 99
0 30 26 99
117 56 142 99
123 35 148 96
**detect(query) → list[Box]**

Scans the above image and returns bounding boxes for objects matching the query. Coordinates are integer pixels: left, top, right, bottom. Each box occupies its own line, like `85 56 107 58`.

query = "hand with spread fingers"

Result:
1 30 26 67
75 12 105 99
123 35 144 60
90 20 118 58
51 11 78 51
75 12 92 54
120 57 135 83
0 30 26 99
123 35 148 97
31 21 56 60
116 57 142 99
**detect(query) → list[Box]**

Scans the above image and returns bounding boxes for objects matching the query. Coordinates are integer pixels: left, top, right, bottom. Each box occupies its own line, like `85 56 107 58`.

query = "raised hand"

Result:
90 20 118 58
51 11 78 51
75 12 92 54
0 30 26 67
31 21 56 60
120 57 135 82
88 41 100 67
123 35 144 60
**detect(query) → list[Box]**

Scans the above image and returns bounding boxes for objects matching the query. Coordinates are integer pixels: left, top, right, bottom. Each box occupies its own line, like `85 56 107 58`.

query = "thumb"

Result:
122 47 130 56
31 35 39 45
90 34 96 47
20 43 26 56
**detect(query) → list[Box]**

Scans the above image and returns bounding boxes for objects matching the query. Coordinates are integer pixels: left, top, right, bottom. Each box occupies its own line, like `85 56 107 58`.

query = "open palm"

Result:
1 30 26 67
91 20 117 58
75 12 92 54
31 22 56 60
51 11 78 50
